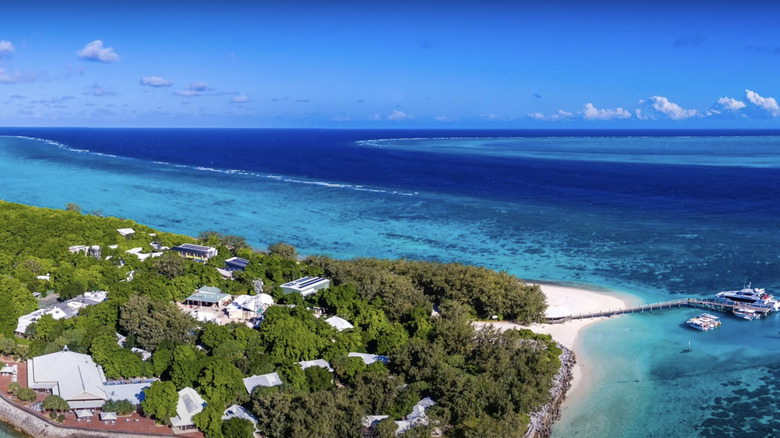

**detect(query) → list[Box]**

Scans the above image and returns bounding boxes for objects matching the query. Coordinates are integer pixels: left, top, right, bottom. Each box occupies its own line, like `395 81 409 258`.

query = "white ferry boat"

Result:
687 313 722 331
715 284 780 311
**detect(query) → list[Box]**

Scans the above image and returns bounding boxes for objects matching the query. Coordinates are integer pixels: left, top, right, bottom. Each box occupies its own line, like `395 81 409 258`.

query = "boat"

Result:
733 306 761 321
686 313 722 331
715 284 780 311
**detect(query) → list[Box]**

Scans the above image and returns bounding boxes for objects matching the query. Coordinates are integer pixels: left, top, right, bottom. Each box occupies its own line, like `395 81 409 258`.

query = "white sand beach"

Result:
477 283 637 400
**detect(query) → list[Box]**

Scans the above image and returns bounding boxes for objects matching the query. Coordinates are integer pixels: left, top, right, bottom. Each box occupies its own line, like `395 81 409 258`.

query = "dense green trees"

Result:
142 380 178 424
0 202 558 438
103 399 135 415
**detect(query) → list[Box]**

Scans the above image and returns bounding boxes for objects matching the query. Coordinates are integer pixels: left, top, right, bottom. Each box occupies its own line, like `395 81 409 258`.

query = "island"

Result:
0 200 571 438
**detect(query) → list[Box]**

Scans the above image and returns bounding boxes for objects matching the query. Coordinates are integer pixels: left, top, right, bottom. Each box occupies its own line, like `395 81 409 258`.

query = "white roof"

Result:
100 411 118 420
362 415 389 428
297 359 333 373
242 372 282 393
27 349 107 403
170 387 206 428
545 306 572 319
409 397 435 420
116 228 135 236
103 380 155 405
222 404 259 427
325 316 354 331
232 294 274 313
348 353 388 365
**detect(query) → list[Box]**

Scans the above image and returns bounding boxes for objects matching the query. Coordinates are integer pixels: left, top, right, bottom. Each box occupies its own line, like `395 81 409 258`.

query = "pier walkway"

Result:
547 298 773 323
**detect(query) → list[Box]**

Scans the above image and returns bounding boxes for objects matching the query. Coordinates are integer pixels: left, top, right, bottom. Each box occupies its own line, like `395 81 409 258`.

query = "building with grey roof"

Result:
16 291 108 335
170 387 206 432
27 348 108 409
171 243 218 262
242 372 283 394
281 276 330 297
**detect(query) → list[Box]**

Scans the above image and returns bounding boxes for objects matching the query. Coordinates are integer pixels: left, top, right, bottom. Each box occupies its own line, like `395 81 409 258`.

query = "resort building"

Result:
16 291 108 336
170 387 206 433
280 276 331 297
395 397 436 435
348 352 389 365
325 316 354 332
226 294 274 322
222 404 259 434
184 286 231 308
297 359 334 373
26 348 154 409
171 243 218 262
69 245 102 259
116 228 135 237
242 372 283 394
224 257 249 271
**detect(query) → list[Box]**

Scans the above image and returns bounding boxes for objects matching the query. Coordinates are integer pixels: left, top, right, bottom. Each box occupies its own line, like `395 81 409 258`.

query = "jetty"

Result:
546 298 773 323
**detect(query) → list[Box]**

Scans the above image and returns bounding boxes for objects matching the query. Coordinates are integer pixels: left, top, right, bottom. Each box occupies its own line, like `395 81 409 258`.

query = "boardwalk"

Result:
547 298 773 323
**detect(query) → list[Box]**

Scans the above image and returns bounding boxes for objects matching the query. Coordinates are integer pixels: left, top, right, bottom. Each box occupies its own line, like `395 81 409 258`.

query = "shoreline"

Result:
477 282 639 437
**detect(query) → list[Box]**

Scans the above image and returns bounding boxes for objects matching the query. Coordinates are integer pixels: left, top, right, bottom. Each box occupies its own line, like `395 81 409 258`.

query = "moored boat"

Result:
715 284 780 311
686 313 722 331
733 306 761 321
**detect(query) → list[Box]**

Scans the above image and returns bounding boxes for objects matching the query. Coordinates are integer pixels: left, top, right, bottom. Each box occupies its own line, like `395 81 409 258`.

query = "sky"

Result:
1 0 780 129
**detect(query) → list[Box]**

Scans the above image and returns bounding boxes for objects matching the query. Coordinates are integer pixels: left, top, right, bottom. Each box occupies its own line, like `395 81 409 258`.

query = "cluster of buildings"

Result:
15 291 107 336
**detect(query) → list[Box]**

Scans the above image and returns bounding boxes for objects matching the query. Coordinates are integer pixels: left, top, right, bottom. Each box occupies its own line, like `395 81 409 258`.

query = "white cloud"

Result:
529 110 575 121
582 103 631 120
0 40 15 57
77 40 119 63
175 82 209 97
552 109 574 120
0 68 36 84
717 97 746 112
648 96 697 120
85 84 115 96
745 89 780 116
231 95 249 103
434 115 450 122
388 110 409 121
140 76 173 87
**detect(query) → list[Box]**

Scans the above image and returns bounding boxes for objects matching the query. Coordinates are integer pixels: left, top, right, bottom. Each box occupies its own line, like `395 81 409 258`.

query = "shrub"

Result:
16 387 37 402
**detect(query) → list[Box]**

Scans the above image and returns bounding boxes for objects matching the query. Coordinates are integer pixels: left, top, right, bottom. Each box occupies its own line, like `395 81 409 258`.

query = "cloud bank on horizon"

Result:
1 1 780 128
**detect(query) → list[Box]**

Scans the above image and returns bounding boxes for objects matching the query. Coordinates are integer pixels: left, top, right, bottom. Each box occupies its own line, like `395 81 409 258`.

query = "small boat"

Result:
687 313 722 331
733 306 761 321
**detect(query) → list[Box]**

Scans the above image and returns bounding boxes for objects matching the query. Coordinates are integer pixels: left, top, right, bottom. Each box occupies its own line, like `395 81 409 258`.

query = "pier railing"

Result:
546 298 773 323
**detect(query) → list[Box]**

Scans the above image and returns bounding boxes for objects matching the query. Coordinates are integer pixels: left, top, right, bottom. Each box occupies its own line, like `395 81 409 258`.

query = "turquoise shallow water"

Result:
1 131 779 437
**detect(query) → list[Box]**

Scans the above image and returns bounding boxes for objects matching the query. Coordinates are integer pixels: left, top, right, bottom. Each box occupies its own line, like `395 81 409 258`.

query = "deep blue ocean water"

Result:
1 128 779 437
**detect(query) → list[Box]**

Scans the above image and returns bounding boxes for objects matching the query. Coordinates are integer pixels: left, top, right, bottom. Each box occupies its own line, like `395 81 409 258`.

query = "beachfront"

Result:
476 283 637 435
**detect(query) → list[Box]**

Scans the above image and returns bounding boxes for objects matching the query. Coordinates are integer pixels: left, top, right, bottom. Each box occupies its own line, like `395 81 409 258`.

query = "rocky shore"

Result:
525 344 576 438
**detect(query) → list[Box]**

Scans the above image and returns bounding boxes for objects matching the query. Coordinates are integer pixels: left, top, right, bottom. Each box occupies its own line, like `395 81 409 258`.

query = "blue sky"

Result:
1 0 780 128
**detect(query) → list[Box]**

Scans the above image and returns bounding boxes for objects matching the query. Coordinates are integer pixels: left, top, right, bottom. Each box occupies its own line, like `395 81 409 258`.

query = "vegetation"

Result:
42 395 70 412
0 201 558 437
103 399 135 415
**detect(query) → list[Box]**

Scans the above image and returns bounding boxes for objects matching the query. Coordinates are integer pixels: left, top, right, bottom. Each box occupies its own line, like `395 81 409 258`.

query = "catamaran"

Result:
686 313 722 331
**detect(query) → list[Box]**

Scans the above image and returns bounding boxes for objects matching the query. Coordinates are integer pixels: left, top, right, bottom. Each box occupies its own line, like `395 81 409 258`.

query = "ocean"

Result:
0 128 779 437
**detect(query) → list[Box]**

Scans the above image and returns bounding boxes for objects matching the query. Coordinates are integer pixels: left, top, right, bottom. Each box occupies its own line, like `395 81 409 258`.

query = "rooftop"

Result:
242 372 283 393
170 387 206 428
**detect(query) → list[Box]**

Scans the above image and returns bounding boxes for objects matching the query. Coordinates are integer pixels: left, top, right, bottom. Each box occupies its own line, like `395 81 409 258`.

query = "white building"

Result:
170 387 206 432
297 359 333 373
16 291 108 335
280 276 330 297
27 348 154 409
325 316 354 332
242 372 283 394
348 352 389 365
